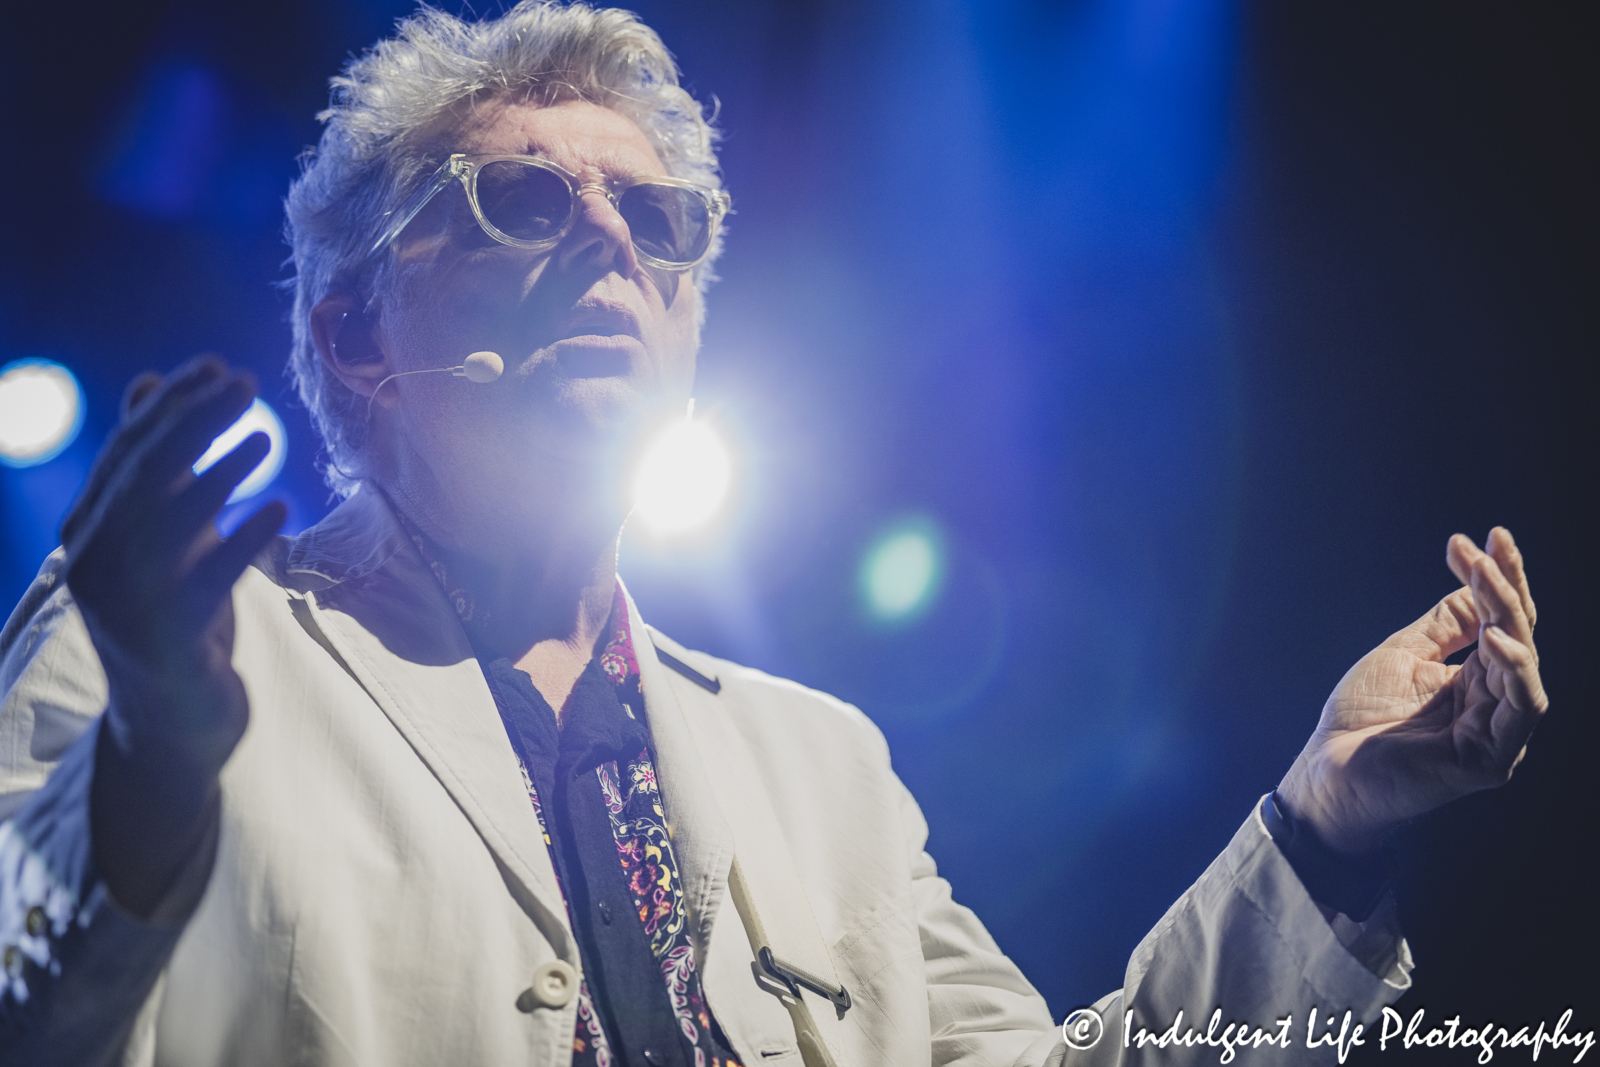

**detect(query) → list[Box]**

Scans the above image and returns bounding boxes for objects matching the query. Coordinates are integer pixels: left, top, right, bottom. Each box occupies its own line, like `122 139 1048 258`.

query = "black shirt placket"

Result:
483 657 692 1067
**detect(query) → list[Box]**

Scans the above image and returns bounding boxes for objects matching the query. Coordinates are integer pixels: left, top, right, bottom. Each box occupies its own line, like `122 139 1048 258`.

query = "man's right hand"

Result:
61 357 286 918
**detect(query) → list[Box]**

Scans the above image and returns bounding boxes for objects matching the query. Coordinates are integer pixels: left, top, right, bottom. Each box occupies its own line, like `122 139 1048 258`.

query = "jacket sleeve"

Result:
904 777 1413 1067
0 550 213 1067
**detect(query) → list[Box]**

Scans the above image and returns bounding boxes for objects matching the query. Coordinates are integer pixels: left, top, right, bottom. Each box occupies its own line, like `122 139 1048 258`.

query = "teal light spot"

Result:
860 518 945 623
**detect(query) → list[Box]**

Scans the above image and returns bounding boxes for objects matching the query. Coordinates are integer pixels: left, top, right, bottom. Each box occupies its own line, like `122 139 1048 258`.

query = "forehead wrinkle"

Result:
515 138 662 181
456 99 664 179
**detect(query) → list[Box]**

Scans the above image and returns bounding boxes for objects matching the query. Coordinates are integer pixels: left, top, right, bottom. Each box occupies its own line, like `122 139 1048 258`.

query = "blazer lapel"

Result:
288 492 576 963
624 583 735 958
630 590 854 1063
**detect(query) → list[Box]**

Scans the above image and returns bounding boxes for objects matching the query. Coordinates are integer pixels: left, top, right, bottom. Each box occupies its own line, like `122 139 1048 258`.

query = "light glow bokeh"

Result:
0 359 85 468
193 398 287 502
631 417 732 536
860 518 945 624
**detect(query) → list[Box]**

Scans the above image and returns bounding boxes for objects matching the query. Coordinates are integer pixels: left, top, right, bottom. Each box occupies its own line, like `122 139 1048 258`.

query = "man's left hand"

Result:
1277 527 1549 855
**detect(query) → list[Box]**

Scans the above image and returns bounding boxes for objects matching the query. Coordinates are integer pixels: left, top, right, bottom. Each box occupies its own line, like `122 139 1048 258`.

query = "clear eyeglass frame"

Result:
365 152 731 271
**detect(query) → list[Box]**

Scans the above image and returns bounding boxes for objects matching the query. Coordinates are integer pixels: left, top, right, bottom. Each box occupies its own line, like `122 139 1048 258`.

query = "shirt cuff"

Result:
0 715 208 1028
1251 794 1413 988
1318 895 1412 987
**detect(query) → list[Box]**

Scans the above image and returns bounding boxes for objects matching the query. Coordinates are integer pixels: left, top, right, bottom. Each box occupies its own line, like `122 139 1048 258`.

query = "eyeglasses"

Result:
367 153 731 271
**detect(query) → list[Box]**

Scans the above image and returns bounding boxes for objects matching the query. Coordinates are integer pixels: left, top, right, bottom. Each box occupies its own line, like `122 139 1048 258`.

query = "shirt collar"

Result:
392 507 643 698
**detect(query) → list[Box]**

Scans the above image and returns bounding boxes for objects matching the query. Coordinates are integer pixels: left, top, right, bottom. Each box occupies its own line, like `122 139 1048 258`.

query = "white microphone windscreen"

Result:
463 351 504 383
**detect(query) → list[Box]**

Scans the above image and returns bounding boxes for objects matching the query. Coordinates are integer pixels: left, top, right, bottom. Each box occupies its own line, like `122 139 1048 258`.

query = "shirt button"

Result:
642 1049 664 1066
597 900 612 925
24 907 47 938
2 946 21 978
527 959 577 1009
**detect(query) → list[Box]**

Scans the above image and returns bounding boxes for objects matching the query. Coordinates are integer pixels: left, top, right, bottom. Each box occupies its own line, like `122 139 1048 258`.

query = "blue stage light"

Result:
193 398 287 502
0 359 86 468
860 517 945 624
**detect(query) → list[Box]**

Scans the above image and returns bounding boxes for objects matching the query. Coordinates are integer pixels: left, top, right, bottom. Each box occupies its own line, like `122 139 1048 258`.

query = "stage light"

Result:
194 398 286 502
632 416 731 535
860 518 945 623
0 359 85 468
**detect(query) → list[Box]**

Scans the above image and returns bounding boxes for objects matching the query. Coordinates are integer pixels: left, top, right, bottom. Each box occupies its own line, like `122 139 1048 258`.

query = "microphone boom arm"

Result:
364 351 503 423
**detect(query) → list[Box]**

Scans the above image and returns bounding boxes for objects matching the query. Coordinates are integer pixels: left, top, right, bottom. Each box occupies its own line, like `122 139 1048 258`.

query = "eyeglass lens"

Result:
617 184 713 265
474 159 713 265
476 160 571 242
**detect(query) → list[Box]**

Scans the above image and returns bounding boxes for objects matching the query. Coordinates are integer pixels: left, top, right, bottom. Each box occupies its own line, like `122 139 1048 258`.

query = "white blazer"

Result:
0 488 1409 1066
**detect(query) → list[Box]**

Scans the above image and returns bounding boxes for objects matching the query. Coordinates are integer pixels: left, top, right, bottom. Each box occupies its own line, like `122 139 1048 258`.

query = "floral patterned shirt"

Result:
403 524 742 1067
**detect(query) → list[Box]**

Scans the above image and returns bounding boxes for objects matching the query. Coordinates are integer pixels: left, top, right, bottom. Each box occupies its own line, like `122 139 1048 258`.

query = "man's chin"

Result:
546 370 644 409
522 378 674 467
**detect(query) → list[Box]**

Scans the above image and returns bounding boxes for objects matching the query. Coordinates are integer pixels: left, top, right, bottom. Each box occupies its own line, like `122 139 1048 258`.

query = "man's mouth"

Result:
551 300 642 344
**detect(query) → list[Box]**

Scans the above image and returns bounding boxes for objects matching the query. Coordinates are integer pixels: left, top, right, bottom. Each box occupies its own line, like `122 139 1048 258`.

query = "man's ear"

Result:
311 292 391 399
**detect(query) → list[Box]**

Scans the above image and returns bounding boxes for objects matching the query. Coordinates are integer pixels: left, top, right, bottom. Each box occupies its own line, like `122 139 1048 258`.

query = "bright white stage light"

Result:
632 417 731 535
0 359 85 468
861 519 945 623
194 398 287 502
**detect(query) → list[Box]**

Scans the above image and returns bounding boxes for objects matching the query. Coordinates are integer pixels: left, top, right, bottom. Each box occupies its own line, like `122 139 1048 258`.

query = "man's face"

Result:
370 97 700 520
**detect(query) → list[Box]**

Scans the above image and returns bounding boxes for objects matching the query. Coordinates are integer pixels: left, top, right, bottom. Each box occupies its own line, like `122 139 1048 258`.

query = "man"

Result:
0 3 1548 1065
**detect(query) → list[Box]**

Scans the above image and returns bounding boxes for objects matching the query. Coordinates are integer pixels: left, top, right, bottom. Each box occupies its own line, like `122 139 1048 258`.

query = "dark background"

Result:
1 0 1594 1056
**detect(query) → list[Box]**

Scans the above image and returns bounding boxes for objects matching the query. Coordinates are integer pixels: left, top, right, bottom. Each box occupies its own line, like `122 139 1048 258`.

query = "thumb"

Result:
1387 585 1480 663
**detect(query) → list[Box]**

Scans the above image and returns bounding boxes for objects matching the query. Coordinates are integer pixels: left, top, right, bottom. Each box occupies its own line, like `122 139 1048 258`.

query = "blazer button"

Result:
528 959 577 1009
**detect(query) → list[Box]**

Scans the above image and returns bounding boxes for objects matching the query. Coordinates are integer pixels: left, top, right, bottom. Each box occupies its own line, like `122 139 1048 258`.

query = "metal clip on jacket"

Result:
758 946 852 1017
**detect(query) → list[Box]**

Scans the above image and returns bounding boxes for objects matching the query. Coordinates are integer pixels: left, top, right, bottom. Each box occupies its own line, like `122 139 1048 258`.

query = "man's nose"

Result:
555 184 639 277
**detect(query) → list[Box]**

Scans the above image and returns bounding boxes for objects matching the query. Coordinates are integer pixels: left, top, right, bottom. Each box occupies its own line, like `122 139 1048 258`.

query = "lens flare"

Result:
860 518 945 623
632 418 731 535
0 359 86 468
193 398 287 502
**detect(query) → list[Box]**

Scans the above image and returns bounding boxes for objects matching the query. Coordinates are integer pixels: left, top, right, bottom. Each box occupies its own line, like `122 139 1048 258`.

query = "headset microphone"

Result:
365 351 504 422
458 350 505 383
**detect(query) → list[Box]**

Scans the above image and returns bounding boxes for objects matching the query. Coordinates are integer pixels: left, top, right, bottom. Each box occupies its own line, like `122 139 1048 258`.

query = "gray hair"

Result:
283 1 724 496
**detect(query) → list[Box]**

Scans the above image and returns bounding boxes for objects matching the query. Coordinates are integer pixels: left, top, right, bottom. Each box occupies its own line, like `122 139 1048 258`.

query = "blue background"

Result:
2 0 1594 1048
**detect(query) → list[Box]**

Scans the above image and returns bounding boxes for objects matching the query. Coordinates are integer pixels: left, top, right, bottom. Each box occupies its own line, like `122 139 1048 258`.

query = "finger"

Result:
121 372 163 419
63 358 232 547
1453 648 1495 735
114 356 229 445
1390 584 1481 661
183 500 287 611
1486 526 1537 629
1481 624 1549 745
162 433 273 558
129 375 258 496
1446 533 1485 588
1471 554 1534 648
64 375 256 555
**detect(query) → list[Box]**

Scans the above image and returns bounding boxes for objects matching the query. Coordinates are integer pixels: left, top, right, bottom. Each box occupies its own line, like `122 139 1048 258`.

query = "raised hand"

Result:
1277 527 1548 855
62 357 286 917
